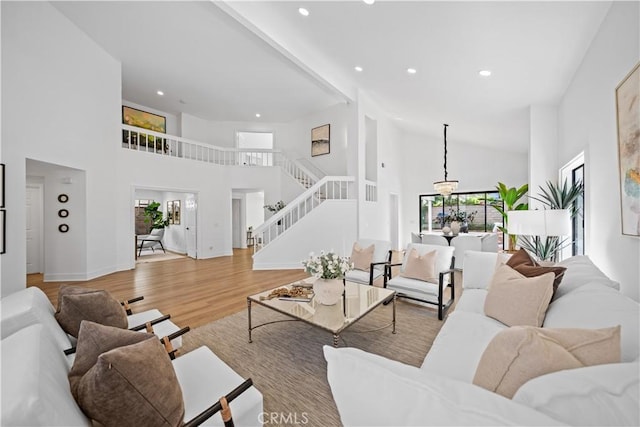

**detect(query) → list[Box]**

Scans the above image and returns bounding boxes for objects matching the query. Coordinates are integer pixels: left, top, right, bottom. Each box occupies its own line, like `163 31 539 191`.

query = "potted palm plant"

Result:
143 201 170 231
491 182 529 252
519 179 584 261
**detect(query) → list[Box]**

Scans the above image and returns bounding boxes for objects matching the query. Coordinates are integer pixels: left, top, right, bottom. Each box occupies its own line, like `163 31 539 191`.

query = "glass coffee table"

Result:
247 280 396 347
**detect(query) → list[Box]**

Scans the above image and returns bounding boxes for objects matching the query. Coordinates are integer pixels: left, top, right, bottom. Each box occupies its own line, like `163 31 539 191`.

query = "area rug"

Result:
136 251 186 263
181 300 448 427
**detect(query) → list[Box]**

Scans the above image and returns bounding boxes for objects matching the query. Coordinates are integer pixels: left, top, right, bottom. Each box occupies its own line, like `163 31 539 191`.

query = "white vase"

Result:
450 221 461 236
313 278 344 305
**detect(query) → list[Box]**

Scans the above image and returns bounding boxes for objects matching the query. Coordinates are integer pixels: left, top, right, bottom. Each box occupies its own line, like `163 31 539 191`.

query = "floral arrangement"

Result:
434 209 478 226
264 200 286 213
302 250 353 280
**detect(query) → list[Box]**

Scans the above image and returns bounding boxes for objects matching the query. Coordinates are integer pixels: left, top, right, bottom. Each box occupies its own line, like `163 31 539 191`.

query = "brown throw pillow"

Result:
400 248 437 283
506 249 567 292
485 264 554 327
473 325 621 398
75 337 185 427
55 285 128 337
68 321 154 398
351 243 375 271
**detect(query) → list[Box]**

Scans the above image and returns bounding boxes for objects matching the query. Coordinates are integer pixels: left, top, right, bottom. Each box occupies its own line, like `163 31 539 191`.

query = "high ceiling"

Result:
53 1 612 153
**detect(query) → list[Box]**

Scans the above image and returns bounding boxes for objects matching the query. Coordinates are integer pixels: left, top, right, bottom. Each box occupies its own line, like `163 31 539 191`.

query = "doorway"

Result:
26 184 44 274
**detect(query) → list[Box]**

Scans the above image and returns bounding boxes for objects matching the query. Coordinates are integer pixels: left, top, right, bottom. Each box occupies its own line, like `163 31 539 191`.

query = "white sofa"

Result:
325 251 640 426
1 287 263 426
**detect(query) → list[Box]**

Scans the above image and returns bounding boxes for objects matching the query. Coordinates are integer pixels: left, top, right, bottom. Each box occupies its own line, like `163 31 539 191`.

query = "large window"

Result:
419 191 504 247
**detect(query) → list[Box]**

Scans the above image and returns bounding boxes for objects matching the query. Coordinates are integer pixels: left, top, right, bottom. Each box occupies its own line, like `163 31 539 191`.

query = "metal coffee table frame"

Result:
247 281 396 347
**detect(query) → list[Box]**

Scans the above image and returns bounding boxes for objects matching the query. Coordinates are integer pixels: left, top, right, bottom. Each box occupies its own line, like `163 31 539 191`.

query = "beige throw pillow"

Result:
351 243 375 271
400 248 437 283
473 325 621 398
484 264 554 327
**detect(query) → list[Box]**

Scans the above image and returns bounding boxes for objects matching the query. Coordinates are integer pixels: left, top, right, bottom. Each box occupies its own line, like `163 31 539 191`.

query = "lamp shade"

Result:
507 209 571 236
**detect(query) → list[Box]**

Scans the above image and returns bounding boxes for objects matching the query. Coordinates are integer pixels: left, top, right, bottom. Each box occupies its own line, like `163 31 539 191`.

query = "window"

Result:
237 131 274 166
419 191 504 248
571 164 585 256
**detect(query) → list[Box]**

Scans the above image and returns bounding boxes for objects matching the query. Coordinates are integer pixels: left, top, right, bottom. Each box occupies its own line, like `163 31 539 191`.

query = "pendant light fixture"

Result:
433 123 459 196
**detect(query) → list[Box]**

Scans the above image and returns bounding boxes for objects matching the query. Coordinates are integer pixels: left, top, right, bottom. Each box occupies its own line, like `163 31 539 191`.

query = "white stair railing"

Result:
364 180 378 202
253 176 355 252
122 124 281 166
276 156 319 189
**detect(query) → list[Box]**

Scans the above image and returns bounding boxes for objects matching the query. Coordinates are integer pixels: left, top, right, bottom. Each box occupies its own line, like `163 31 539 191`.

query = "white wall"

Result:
180 113 287 148
557 1 640 300
399 130 528 249
1 2 121 295
278 103 351 177
246 192 265 229
529 105 559 209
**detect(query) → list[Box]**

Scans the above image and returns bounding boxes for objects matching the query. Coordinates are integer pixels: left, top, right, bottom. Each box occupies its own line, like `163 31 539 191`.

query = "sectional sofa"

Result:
325 251 640 426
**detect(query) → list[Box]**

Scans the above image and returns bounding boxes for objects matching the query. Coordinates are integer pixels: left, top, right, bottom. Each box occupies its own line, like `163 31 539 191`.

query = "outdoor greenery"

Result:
491 182 529 251
143 201 170 230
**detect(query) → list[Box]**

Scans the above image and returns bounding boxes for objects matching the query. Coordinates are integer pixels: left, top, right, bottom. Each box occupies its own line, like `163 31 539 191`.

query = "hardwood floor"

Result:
27 249 307 329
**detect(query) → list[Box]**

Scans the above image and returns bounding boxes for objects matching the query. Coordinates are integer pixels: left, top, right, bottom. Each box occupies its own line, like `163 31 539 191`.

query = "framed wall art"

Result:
167 201 174 225
616 62 640 237
172 200 181 225
122 106 167 151
311 124 330 157
0 163 5 208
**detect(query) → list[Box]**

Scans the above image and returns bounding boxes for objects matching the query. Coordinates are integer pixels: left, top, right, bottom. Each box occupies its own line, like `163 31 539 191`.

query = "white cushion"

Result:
1 287 72 350
402 243 454 276
544 282 640 362
1 324 91 426
172 346 263 426
323 346 564 426
462 251 511 290
453 289 487 314
345 268 383 285
555 255 620 299
421 311 506 382
513 362 639 426
127 309 183 348
386 275 440 302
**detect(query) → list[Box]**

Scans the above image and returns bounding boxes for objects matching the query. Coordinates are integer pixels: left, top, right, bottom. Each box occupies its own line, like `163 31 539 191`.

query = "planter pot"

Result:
313 278 344 306
450 221 461 236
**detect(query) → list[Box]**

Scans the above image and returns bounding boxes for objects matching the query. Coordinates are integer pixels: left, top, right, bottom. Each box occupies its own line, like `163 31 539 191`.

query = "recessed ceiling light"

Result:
363 0 375 4
298 7 309 16
407 68 417 74
479 70 492 77
255 113 261 118
156 90 164 96
354 66 363 72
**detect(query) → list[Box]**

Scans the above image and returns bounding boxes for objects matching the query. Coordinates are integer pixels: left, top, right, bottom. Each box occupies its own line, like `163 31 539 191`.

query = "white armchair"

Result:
384 243 455 320
344 239 392 287
137 228 166 257
421 234 450 246
450 235 482 269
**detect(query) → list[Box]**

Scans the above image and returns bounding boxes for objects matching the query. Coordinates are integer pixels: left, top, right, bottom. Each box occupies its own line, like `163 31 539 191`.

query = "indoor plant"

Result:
491 182 529 251
519 179 584 261
302 251 353 305
143 201 170 230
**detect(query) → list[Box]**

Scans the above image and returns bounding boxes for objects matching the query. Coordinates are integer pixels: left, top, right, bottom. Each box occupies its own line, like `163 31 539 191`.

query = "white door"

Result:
389 193 399 250
232 198 242 248
26 184 43 274
185 194 197 259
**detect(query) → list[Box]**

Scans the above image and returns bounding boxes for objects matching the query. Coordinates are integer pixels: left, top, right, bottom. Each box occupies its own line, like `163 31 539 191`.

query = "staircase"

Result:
252 176 355 252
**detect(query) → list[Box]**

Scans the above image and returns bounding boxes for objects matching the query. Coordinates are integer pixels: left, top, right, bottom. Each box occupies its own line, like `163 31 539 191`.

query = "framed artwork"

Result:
616 62 640 237
173 200 181 225
167 201 174 225
122 106 167 150
0 209 5 254
311 124 330 157
0 163 5 208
